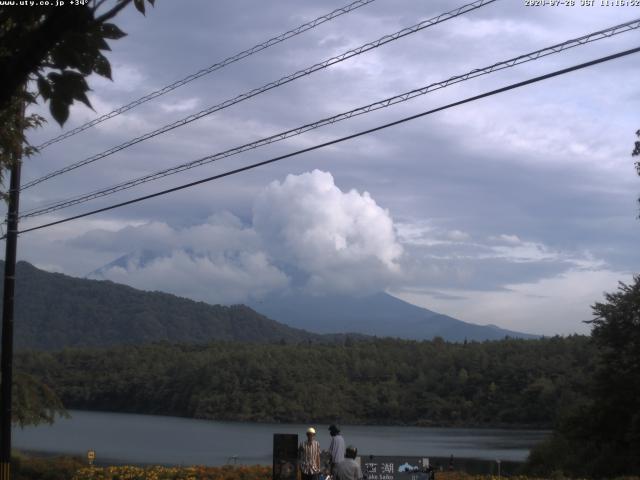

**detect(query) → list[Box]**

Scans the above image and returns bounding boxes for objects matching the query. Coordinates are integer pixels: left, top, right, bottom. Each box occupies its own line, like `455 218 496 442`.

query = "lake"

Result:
14 410 548 468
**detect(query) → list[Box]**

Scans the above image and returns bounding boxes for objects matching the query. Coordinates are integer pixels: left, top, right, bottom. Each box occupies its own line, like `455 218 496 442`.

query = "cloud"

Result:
492 234 521 244
70 221 176 253
69 174 619 311
78 170 404 301
100 248 289 305
159 98 200 113
253 170 403 294
393 268 633 335
394 219 613 293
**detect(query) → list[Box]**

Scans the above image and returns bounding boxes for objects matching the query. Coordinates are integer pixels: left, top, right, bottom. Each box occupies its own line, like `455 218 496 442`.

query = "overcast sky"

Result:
10 0 640 335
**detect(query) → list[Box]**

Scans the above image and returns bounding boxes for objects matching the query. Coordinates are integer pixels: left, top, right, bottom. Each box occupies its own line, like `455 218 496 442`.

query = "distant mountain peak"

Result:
248 291 539 341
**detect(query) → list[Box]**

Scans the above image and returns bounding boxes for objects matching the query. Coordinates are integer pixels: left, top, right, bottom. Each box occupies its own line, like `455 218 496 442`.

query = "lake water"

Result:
13 410 548 467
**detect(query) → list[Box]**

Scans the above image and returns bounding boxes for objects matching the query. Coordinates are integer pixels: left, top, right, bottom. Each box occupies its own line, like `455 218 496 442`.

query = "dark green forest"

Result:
2 261 354 350
17 335 593 428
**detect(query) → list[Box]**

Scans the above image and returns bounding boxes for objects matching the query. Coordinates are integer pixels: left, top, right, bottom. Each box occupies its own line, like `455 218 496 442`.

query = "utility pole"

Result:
0 97 24 480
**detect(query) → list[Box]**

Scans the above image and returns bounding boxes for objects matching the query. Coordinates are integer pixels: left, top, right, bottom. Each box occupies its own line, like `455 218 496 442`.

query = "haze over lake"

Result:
14 410 548 467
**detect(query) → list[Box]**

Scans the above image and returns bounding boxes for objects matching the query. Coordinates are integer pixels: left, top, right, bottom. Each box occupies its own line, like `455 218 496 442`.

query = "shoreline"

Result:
58 408 555 432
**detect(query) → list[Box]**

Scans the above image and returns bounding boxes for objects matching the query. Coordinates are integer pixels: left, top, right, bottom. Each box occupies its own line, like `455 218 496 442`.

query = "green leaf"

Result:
47 71 93 113
46 71 61 83
83 29 112 52
50 46 74 70
72 50 95 76
133 0 145 15
50 98 69 126
75 89 93 110
36 76 51 100
93 52 112 80
101 22 127 40
51 71 85 102
96 36 111 51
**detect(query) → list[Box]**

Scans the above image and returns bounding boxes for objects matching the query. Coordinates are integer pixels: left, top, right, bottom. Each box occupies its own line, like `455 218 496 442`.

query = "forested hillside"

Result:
17 335 593 427
3 261 337 349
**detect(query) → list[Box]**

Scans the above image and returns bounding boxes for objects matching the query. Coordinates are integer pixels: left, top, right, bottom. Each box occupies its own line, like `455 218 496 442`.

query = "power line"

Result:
19 17 640 220
21 0 497 191
34 0 377 151
13 45 640 238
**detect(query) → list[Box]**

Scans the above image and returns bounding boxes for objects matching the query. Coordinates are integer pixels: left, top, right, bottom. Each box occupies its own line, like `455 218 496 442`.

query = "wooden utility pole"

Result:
0 98 24 480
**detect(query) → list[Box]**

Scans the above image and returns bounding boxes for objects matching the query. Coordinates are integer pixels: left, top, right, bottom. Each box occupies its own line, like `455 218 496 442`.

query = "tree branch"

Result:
95 0 132 24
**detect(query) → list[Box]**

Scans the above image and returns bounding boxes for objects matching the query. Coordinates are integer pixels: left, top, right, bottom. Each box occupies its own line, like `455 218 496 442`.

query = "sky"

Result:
9 0 640 336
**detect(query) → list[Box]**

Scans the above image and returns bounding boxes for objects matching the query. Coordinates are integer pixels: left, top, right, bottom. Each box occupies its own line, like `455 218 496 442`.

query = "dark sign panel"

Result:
360 455 432 480
273 434 298 480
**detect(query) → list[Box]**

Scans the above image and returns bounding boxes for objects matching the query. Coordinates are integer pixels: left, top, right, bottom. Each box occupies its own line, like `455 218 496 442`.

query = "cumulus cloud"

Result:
253 170 403 294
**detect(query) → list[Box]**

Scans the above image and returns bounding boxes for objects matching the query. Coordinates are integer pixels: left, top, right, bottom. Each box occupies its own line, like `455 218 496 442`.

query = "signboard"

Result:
360 455 432 480
273 434 298 480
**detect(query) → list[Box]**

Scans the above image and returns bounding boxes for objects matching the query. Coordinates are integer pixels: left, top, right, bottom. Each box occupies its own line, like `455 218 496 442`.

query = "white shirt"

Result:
335 458 363 480
329 434 346 465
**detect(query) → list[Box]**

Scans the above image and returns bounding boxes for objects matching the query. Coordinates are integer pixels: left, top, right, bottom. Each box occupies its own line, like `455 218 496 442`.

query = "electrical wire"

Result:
21 0 497 191
13 45 640 238
34 0 377 151
18 17 640 220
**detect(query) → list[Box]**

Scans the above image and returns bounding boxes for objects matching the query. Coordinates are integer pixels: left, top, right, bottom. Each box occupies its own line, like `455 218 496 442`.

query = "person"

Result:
334 445 363 480
328 424 346 475
299 427 321 480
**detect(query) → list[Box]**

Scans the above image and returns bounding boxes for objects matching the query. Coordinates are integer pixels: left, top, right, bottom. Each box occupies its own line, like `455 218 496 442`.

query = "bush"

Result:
13 455 85 480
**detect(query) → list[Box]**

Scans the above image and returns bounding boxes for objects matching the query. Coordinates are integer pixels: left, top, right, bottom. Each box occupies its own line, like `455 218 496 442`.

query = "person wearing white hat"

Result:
299 427 321 480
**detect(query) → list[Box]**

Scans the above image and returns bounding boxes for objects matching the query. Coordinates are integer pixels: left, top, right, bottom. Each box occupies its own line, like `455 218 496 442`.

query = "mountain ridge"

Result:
90 249 538 341
4 260 537 350
249 291 538 341
2 261 333 350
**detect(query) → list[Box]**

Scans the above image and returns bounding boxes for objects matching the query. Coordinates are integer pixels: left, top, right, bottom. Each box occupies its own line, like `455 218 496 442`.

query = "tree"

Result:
0 0 155 194
0 91 43 200
526 276 640 477
585 276 640 474
0 0 154 123
11 373 68 428
633 129 640 214
0 0 155 428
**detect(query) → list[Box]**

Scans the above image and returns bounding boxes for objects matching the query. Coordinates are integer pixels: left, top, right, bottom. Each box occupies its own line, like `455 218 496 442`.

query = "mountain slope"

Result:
1 261 325 350
249 291 538 341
